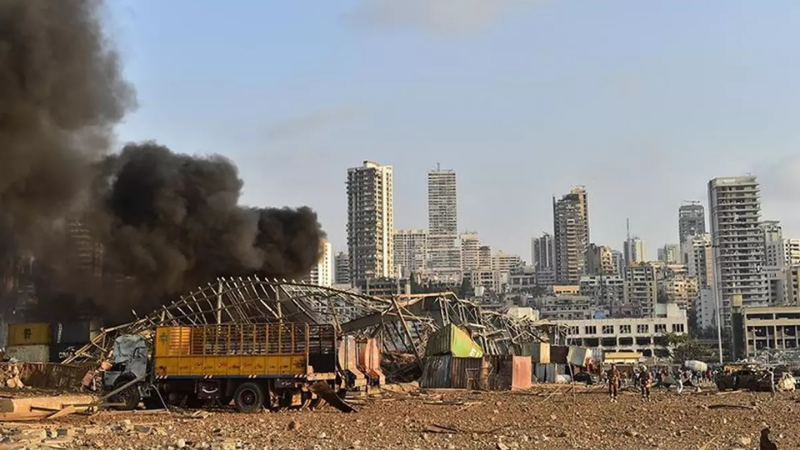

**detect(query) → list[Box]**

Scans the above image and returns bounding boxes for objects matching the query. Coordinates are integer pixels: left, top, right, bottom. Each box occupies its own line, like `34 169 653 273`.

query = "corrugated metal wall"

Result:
420 355 451 389
450 357 484 389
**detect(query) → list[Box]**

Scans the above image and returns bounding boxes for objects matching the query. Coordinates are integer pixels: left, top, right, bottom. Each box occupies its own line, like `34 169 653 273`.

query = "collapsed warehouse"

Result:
55 276 559 396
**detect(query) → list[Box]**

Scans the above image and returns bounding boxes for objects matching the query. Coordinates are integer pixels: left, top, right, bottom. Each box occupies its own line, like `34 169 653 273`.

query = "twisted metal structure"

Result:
64 276 558 366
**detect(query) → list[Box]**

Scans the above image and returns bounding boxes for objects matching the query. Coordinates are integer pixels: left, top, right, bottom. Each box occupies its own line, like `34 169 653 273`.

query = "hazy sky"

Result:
109 0 800 262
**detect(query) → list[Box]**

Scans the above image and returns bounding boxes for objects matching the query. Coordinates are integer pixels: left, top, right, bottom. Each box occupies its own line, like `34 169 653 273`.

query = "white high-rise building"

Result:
393 229 428 278
334 252 350 285
427 167 461 280
346 161 394 283
657 244 680 264
624 237 647 265
553 186 590 284
306 240 333 287
460 232 481 271
708 176 769 331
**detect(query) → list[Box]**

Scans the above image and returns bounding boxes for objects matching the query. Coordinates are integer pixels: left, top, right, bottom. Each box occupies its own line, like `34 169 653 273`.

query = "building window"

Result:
602 325 614 334
655 324 667 333
637 324 649 334
671 323 685 333
569 326 579 335
620 325 631 334
585 325 597 335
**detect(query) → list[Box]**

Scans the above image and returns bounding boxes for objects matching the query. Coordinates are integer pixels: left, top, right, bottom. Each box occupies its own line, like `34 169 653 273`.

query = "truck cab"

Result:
103 334 152 409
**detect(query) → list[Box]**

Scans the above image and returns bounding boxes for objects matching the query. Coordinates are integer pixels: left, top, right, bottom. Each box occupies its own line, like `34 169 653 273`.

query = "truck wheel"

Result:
112 380 141 411
716 381 727 391
234 383 264 413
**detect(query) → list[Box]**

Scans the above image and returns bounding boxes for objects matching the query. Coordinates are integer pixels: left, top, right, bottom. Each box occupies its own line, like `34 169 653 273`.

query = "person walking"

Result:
639 365 652 402
608 364 620 403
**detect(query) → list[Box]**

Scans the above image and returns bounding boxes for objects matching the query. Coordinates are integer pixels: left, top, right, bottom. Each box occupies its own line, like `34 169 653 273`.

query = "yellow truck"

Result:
103 323 345 412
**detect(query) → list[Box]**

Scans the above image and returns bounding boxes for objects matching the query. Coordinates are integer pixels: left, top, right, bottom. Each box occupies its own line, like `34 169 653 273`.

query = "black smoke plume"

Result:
0 1 325 321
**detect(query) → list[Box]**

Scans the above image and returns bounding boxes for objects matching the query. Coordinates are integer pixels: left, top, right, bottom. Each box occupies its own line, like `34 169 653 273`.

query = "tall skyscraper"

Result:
346 161 394 284
531 233 555 273
657 244 680 264
460 232 481 271
553 186 589 285
334 252 350 285
393 229 428 278
708 176 768 331
427 166 461 280
623 237 647 265
305 240 333 287
678 203 706 244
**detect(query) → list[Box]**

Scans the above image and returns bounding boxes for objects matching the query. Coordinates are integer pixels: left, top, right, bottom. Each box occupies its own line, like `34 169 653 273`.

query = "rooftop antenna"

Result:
436 162 440 171
626 218 631 242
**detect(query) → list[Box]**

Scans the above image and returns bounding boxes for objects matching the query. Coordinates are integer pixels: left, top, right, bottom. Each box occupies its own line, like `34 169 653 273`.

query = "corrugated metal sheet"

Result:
6 345 49 363
450 357 484 389
420 355 452 389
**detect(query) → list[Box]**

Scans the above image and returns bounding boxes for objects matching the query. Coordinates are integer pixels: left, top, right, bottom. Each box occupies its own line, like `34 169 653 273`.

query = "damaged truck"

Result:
103 323 356 412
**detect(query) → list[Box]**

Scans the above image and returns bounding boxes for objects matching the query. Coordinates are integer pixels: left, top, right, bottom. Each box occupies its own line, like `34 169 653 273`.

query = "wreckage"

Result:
64 276 557 373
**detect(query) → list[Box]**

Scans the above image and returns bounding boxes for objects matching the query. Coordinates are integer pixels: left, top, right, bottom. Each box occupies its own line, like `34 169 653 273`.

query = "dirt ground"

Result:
0 384 795 450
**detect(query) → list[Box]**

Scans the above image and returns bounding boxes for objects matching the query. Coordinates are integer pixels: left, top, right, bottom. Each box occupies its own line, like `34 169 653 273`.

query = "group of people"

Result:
605 364 714 402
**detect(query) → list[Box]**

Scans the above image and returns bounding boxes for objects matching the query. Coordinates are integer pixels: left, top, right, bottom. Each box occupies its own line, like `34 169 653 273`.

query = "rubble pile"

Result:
0 364 25 389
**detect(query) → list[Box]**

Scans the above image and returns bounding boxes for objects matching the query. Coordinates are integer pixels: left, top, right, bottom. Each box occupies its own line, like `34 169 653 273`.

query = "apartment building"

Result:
393 229 428 278
678 203 706 244
623 237 647 265
534 295 597 320
304 240 333 287
741 306 800 357
586 244 615 275
708 176 769 331
624 263 658 317
659 273 699 309
346 161 394 284
334 252 350 285
460 232 481 271
579 275 625 305
553 187 589 284
657 244 681 264
427 167 461 280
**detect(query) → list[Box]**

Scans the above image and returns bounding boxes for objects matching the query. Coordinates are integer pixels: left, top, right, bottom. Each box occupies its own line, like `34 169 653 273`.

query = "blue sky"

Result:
108 0 800 261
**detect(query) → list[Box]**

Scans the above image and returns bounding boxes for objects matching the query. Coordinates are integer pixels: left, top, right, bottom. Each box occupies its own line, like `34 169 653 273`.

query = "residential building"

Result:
393 229 428 278
623 237 647 265
741 306 800 357
493 251 522 274
787 266 800 305
305 240 333 287
532 233 556 286
67 218 104 278
460 232 481 271
696 288 716 331
611 250 624 275
469 269 508 293
346 161 394 283
560 303 688 357
764 267 788 305
708 176 769 332
508 265 537 293
334 252 350 285
534 295 597 321
427 167 461 280
585 244 614 275
624 263 658 317
551 285 581 296
478 246 493 269
553 186 590 284
579 275 625 305
659 273 698 309
678 203 706 244
657 244 681 264
688 234 713 286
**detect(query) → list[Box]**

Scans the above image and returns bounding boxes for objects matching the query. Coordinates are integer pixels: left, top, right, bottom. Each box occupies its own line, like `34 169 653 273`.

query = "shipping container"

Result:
450 357 485 389
419 355 451 389
357 338 385 386
567 346 593 367
338 336 367 389
6 344 50 363
50 320 102 345
484 355 532 390
7 323 50 346
49 343 80 363
424 324 484 358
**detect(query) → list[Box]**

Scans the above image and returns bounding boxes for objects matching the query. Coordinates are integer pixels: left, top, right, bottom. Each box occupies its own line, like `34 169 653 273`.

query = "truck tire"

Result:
112 379 141 411
716 380 728 391
234 382 264 413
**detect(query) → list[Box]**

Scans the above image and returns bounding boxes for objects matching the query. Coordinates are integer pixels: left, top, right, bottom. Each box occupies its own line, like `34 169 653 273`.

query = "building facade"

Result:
708 176 769 331
334 252 350 285
346 161 394 283
427 167 461 280
532 233 556 285
460 232 481 271
305 240 333 287
393 229 428 279
657 244 681 264
553 186 590 285
741 306 800 357
560 303 687 357
579 275 625 305
623 237 647 265
586 244 615 275
678 203 706 244
624 263 658 318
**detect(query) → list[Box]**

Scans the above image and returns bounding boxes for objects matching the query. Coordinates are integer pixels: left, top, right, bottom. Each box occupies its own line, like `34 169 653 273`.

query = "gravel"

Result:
0 386 794 449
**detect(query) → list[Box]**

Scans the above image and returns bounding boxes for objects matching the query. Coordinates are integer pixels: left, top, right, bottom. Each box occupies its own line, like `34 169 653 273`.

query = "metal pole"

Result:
711 245 723 365
216 279 223 325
